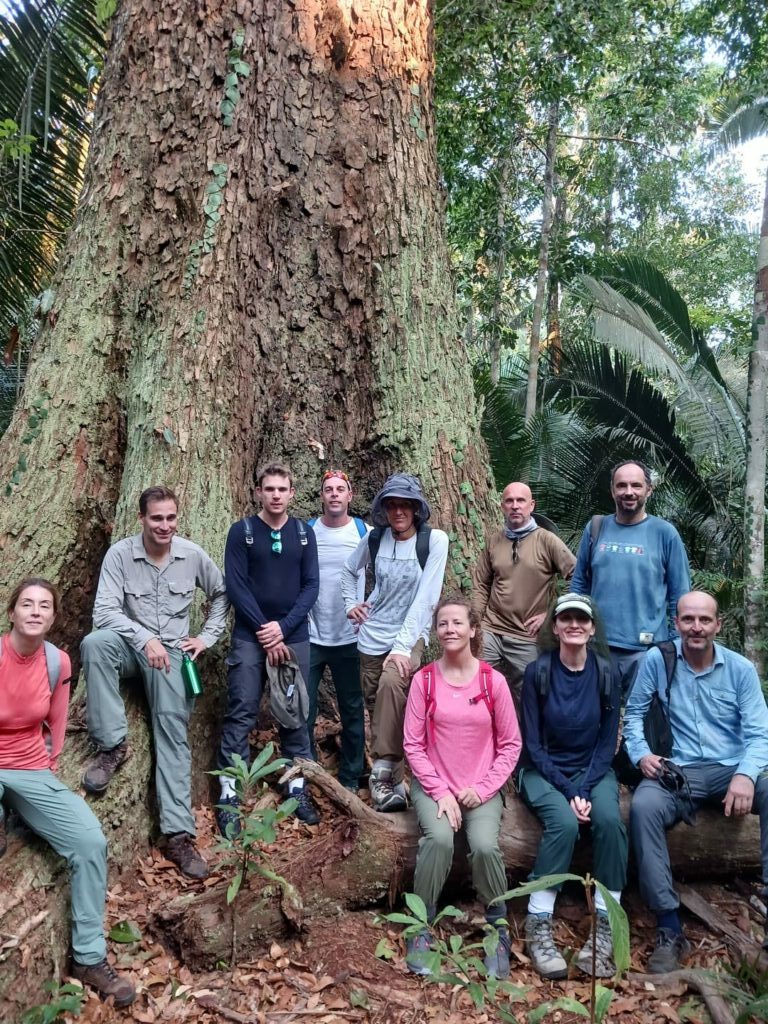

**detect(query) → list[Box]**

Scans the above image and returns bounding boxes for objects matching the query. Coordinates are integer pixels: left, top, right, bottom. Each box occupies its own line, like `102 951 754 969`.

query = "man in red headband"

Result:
307 471 371 791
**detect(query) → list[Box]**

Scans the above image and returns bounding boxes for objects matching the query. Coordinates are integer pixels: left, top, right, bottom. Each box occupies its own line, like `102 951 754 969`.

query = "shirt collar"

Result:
130 533 185 562
674 636 725 672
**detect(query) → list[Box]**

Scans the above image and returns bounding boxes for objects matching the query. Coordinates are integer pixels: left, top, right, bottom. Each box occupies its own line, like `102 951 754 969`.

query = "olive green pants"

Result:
410 778 507 909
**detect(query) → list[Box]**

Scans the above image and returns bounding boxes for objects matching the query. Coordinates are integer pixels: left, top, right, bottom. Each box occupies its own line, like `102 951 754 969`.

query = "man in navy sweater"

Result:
216 462 320 828
571 460 690 694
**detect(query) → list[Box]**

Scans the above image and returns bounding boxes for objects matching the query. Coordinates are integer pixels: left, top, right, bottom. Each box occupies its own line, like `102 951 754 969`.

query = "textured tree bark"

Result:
743 165 768 678
0 0 497 1010
153 767 765 969
524 100 558 423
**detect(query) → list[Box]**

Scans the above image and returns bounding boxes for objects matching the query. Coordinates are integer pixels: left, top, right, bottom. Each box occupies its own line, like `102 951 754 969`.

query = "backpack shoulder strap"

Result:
296 519 308 546
535 650 552 701
422 664 436 743
415 522 432 571
655 640 677 701
368 526 384 587
308 517 317 528
588 515 604 562
43 641 63 692
243 516 254 546
478 661 495 717
594 651 614 710
353 516 367 539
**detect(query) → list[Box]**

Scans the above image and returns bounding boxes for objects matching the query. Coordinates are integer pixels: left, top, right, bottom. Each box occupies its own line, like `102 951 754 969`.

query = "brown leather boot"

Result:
82 742 131 794
71 958 135 1007
163 832 209 879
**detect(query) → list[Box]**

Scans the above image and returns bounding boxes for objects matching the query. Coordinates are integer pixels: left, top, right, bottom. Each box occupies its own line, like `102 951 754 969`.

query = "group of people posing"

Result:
1 459 767 1005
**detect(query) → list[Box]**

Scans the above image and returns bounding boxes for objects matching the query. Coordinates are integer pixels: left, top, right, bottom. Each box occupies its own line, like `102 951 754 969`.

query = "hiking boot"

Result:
484 925 511 980
369 765 407 812
524 913 568 979
575 913 615 977
82 742 131 794
0 807 6 859
289 785 320 825
215 795 241 838
406 930 435 976
163 833 209 879
647 927 691 973
71 958 135 1007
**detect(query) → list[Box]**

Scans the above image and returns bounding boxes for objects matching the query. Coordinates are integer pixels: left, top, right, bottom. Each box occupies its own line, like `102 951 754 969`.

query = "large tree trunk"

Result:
743 165 768 678
0 0 496 1009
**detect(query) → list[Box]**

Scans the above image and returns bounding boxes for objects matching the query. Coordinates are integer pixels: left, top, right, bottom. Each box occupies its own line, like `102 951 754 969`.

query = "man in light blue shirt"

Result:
626 591 768 973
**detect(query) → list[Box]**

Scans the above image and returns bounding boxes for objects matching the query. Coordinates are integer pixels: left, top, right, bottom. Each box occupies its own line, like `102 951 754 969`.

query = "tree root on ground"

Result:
627 969 735 1024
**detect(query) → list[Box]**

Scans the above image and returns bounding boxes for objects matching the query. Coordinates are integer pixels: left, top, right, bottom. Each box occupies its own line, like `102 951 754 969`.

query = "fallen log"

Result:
153 762 764 969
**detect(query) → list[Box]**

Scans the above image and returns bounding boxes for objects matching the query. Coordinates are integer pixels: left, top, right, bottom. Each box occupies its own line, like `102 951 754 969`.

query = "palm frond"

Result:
0 0 107 342
706 95 768 155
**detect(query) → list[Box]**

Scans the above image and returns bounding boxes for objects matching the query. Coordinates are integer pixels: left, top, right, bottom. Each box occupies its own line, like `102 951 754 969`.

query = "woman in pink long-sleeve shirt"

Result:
403 594 521 979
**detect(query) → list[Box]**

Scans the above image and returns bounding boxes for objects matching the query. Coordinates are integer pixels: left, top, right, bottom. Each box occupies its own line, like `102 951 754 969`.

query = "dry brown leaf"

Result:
311 975 335 992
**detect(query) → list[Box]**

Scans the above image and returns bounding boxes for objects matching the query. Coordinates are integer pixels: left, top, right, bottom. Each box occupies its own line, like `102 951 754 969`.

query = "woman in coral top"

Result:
0 578 134 1007
403 594 521 979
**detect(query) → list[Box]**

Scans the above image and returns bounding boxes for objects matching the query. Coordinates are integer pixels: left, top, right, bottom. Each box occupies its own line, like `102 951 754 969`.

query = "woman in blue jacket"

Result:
519 593 627 980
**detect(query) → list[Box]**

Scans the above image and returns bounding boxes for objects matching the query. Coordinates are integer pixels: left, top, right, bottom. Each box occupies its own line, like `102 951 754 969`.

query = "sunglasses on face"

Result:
270 529 282 555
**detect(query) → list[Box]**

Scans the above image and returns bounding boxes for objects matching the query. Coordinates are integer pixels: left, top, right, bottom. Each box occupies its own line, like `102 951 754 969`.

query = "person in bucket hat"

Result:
341 473 448 811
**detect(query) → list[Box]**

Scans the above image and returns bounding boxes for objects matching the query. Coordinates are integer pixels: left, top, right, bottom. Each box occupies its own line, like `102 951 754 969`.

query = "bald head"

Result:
675 591 721 663
501 482 535 530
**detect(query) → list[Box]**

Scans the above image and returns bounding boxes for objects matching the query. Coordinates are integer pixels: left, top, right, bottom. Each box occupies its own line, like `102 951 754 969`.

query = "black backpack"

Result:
613 640 676 786
368 521 431 587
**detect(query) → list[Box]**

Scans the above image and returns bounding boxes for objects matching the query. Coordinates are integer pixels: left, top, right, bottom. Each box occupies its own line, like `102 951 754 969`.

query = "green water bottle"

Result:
181 654 204 698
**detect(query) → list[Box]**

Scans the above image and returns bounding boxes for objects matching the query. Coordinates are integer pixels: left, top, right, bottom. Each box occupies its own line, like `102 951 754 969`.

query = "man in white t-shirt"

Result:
307 470 371 791
341 473 449 812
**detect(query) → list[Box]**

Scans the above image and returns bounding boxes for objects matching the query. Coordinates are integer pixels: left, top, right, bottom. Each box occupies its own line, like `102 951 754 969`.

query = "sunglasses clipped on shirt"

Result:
270 529 282 555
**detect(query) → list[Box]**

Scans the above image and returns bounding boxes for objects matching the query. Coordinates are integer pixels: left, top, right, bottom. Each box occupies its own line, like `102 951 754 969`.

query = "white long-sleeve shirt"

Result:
340 528 449 656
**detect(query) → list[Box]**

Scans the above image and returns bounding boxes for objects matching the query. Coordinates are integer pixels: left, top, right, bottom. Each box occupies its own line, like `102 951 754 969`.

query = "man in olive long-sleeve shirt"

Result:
472 482 575 704
81 486 228 879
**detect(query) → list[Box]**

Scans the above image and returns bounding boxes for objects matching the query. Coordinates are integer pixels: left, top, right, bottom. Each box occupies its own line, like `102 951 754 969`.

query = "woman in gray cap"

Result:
340 473 449 811
518 593 627 981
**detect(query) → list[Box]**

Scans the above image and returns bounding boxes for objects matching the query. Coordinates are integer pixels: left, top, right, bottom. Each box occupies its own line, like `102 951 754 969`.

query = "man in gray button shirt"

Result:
80 486 228 878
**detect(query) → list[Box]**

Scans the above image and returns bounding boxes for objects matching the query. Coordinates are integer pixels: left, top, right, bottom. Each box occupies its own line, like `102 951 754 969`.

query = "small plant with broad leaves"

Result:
20 982 86 1024
208 743 299 967
378 873 630 1024
376 893 528 1021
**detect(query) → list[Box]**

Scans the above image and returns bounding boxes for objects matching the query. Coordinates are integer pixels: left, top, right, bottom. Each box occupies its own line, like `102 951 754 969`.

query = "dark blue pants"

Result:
217 637 313 769
308 642 364 787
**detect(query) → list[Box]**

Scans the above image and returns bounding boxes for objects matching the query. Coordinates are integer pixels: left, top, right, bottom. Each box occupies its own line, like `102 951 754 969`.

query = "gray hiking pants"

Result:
81 629 195 836
630 760 768 913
